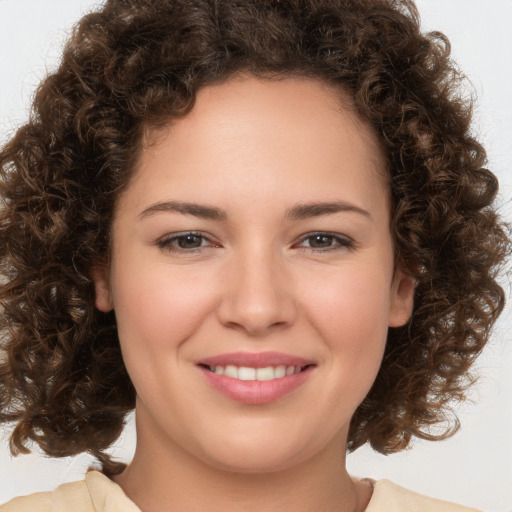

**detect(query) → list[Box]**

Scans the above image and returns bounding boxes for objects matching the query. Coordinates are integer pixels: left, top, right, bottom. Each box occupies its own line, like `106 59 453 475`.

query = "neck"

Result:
114 410 371 512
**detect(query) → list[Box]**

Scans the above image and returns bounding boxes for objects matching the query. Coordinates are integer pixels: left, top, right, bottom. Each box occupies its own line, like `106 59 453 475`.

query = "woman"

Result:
0 0 509 510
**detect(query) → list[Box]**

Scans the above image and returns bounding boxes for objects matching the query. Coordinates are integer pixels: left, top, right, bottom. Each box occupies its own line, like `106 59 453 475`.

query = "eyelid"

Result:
293 231 356 252
156 231 220 252
155 230 355 253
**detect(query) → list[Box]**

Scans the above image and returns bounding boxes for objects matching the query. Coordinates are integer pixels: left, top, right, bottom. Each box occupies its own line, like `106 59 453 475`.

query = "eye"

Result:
156 232 218 252
295 232 354 252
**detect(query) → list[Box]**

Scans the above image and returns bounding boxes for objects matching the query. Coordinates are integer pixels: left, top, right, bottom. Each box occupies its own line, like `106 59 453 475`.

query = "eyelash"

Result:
294 232 355 252
156 231 355 254
156 231 216 253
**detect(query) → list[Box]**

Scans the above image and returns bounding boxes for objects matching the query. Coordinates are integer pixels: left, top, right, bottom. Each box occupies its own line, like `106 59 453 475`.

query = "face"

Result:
94 76 414 473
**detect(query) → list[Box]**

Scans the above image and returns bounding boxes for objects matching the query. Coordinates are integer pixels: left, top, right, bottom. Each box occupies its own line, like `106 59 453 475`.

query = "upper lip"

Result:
197 351 315 368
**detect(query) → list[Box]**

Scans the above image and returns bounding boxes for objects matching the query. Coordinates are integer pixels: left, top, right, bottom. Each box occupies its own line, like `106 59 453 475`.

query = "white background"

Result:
0 0 511 510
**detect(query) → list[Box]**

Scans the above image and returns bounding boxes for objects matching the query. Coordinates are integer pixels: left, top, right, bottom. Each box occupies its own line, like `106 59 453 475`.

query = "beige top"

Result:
1 471 482 512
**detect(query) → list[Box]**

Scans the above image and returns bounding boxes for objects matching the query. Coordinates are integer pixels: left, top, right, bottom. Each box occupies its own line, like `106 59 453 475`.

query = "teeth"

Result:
256 366 275 381
238 367 256 380
208 364 305 381
274 365 286 378
224 365 238 379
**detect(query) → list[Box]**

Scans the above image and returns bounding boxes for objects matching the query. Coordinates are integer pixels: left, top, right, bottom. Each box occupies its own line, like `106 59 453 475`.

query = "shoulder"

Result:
367 479 483 512
0 480 92 512
0 471 140 512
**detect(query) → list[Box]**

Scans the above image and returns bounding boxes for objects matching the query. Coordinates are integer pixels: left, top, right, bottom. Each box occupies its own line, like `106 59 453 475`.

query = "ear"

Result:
388 266 415 327
91 264 113 312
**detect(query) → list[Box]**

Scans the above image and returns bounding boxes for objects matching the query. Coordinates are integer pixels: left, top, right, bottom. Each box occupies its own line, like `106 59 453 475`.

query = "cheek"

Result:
110 258 218 354
301 264 392 369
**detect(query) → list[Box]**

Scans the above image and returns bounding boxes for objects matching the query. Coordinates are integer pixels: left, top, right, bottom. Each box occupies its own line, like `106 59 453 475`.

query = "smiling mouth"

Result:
199 364 314 381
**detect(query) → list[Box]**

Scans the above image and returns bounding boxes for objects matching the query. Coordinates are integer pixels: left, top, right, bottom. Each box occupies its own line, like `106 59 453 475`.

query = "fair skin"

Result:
94 76 415 512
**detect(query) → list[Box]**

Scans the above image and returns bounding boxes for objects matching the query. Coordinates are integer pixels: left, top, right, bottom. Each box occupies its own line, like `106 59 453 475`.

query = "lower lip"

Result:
199 366 314 405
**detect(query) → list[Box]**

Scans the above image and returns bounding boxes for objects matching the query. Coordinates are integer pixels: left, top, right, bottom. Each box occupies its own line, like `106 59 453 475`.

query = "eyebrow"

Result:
138 200 371 221
284 201 372 221
139 201 227 220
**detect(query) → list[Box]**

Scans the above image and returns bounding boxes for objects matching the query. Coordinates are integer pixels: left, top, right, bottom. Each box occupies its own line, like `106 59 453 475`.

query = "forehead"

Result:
143 76 386 162
127 76 389 215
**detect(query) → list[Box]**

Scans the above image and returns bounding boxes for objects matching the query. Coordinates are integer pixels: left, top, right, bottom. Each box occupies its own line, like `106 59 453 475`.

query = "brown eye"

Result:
176 234 204 249
308 234 336 248
157 232 216 252
296 232 354 252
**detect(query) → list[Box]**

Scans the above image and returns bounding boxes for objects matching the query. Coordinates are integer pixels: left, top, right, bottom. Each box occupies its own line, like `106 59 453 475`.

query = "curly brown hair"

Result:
0 0 509 475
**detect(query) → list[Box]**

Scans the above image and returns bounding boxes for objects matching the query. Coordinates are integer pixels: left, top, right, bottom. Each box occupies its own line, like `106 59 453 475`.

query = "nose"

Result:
216 250 297 336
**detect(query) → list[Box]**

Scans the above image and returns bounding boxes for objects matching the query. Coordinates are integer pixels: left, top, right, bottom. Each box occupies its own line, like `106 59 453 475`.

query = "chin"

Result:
204 449 306 474
195 430 324 475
